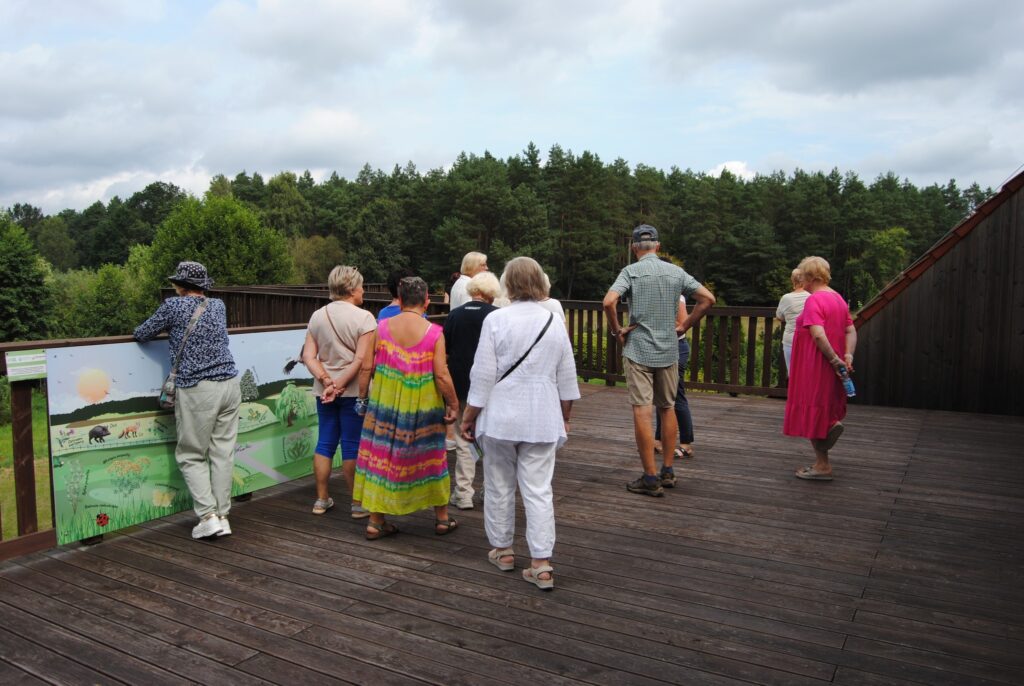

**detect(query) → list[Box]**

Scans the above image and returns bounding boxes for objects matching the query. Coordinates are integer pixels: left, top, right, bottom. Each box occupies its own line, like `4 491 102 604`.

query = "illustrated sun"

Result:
76 368 111 403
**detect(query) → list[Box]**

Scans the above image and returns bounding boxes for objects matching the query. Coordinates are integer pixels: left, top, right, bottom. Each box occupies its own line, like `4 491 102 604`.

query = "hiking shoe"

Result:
660 468 677 488
312 497 334 515
192 514 224 539
627 475 664 497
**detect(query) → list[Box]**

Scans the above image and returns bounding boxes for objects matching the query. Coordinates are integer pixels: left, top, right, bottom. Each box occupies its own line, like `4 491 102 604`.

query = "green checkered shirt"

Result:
610 254 701 367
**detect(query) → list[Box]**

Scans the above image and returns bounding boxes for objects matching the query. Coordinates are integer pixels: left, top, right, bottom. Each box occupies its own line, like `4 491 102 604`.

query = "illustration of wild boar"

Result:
88 425 110 443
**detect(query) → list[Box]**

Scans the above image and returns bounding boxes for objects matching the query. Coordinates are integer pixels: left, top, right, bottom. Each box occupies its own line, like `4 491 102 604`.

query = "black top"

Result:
443 301 498 400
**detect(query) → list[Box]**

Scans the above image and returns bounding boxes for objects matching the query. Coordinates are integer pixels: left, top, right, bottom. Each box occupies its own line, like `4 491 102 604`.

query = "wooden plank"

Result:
689 318 701 384
0 574 269 685
0 598 187 686
0 530 56 562
744 316 758 386
0 626 116 685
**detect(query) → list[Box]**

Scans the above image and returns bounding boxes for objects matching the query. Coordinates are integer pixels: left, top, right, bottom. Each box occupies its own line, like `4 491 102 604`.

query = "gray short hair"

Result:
398 276 429 307
633 240 658 252
328 265 363 300
467 271 500 300
501 256 548 302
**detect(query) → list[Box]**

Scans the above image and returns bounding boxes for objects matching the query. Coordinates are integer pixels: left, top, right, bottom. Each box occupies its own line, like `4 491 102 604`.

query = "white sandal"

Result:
523 564 554 590
488 548 515 571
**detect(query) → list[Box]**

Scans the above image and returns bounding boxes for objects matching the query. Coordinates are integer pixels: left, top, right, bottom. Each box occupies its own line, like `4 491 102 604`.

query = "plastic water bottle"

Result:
838 365 856 398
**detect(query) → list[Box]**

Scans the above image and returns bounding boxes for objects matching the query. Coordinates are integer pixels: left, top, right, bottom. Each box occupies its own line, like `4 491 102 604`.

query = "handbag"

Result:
498 312 554 382
159 298 209 409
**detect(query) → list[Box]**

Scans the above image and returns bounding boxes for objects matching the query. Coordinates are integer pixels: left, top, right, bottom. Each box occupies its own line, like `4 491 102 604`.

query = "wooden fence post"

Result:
11 379 38 535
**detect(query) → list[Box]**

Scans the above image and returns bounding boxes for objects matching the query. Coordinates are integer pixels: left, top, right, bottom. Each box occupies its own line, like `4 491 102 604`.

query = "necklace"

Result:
400 309 420 314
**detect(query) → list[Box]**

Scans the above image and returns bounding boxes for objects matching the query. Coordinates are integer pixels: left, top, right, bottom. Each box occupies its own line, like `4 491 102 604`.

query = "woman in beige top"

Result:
302 266 377 518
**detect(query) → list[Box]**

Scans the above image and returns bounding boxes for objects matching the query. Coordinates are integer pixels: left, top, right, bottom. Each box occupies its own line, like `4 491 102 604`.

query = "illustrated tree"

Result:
275 382 310 427
239 369 259 402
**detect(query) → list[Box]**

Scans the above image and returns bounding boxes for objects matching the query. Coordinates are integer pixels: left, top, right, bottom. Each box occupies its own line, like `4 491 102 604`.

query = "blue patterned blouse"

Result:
134 296 238 388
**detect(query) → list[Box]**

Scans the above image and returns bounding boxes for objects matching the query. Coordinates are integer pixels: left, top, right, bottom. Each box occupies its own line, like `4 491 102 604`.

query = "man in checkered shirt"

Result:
603 225 716 496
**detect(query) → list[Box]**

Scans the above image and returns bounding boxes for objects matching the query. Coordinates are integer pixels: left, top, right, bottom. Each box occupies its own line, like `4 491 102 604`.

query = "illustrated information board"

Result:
47 330 328 544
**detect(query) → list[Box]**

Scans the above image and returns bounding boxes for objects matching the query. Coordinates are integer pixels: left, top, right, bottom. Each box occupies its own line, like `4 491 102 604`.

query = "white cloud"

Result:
0 0 1020 212
709 161 755 180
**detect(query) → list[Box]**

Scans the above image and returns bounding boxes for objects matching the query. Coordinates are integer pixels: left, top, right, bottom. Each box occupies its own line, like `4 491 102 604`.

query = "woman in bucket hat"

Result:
134 261 241 539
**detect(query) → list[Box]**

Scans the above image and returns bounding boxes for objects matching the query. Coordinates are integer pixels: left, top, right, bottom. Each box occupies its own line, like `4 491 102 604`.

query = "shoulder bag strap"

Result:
170 298 209 375
499 312 554 382
323 303 346 345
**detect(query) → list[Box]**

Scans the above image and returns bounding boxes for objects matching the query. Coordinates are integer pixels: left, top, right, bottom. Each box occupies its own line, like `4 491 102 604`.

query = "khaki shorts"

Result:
624 358 678 408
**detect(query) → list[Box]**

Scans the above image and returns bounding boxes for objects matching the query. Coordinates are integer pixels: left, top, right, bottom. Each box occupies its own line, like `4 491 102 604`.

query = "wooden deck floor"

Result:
2 385 1023 685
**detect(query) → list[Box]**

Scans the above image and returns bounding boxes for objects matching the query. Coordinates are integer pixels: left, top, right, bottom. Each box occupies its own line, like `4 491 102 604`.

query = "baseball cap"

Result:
631 224 659 242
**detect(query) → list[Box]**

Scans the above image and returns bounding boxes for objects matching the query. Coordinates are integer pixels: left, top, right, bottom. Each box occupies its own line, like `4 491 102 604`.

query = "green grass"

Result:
0 389 50 469
0 389 53 540
0 461 53 541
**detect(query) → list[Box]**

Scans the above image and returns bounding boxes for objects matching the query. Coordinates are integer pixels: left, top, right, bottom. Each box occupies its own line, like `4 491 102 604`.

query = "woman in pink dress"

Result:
783 256 857 481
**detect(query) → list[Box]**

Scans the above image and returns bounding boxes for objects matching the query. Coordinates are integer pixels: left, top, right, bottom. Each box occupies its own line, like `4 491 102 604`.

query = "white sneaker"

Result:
192 515 224 539
216 516 232 537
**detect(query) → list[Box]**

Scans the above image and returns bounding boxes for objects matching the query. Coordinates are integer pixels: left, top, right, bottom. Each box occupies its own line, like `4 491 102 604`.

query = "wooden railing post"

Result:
11 379 38 535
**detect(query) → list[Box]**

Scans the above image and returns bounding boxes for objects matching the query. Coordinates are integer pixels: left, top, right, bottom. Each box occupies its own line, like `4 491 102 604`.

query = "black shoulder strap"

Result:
499 313 554 382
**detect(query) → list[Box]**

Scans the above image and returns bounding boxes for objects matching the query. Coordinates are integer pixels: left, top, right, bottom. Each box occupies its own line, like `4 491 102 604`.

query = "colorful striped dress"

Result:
353 319 451 514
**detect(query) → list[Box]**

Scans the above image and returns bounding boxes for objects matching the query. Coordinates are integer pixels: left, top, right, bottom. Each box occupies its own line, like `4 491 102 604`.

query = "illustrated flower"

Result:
152 488 175 507
96 513 110 527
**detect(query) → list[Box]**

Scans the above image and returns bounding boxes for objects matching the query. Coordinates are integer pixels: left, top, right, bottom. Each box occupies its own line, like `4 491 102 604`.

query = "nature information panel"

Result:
46 330 328 544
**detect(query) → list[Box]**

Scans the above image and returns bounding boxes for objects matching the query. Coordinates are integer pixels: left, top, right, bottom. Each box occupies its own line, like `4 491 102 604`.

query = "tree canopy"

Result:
3 143 995 343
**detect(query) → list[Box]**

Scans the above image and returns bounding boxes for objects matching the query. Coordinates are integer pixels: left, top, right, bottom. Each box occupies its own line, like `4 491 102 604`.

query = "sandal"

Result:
365 521 399 540
312 497 334 515
434 518 459 536
488 547 515 571
523 564 554 590
673 446 694 459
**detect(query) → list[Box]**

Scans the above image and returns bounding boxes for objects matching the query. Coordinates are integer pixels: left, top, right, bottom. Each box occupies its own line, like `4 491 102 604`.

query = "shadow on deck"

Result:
1 385 1023 685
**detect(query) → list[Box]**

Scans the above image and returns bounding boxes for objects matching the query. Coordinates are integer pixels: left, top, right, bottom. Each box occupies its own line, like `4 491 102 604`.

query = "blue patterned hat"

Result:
168 261 214 290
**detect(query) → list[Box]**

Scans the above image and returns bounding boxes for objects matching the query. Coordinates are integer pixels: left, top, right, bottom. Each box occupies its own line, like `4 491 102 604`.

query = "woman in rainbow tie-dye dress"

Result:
353 276 460 540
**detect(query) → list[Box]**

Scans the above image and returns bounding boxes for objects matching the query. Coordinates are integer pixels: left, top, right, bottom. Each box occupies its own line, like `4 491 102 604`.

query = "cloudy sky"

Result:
2 0 1021 213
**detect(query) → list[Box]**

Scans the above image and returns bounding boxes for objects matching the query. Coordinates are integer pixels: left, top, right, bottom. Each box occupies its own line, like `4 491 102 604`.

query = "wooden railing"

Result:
567 301 788 396
0 296 786 559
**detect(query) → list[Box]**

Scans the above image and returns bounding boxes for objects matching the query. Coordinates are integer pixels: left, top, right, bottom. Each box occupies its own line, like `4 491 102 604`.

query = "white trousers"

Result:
481 437 557 559
451 404 477 506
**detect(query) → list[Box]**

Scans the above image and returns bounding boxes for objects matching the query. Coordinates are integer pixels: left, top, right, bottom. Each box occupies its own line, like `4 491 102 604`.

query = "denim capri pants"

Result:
315 397 362 461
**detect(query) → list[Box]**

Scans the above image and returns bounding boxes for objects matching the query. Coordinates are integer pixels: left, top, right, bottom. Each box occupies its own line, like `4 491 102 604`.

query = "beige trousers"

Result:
450 404 478 507
174 377 241 519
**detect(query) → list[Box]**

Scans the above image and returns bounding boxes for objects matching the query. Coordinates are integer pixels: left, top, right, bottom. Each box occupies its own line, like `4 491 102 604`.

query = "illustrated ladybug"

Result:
96 513 110 527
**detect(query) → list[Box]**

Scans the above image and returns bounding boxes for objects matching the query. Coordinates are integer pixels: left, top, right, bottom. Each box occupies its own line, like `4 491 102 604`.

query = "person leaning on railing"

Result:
134 261 241 540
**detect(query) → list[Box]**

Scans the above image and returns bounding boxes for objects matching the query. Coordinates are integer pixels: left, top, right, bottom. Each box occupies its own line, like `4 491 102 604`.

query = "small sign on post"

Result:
5 349 47 381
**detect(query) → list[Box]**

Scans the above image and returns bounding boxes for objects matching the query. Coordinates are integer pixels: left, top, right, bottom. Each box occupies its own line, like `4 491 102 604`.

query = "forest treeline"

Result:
1 142 992 342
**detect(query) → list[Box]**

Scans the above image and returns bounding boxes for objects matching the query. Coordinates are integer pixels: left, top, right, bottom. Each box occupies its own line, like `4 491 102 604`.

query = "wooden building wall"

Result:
855 180 1023 415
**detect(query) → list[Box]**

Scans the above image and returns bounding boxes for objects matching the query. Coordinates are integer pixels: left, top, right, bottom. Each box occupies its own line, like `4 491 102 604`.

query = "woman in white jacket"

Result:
461 257 580 591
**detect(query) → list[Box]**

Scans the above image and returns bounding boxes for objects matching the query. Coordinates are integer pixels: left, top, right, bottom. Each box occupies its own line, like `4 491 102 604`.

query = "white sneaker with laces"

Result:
217 516 232 537
192 514 224 539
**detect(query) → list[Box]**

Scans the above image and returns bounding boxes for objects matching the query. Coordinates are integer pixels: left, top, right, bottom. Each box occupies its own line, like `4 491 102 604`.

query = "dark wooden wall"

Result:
855 181 1023 415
